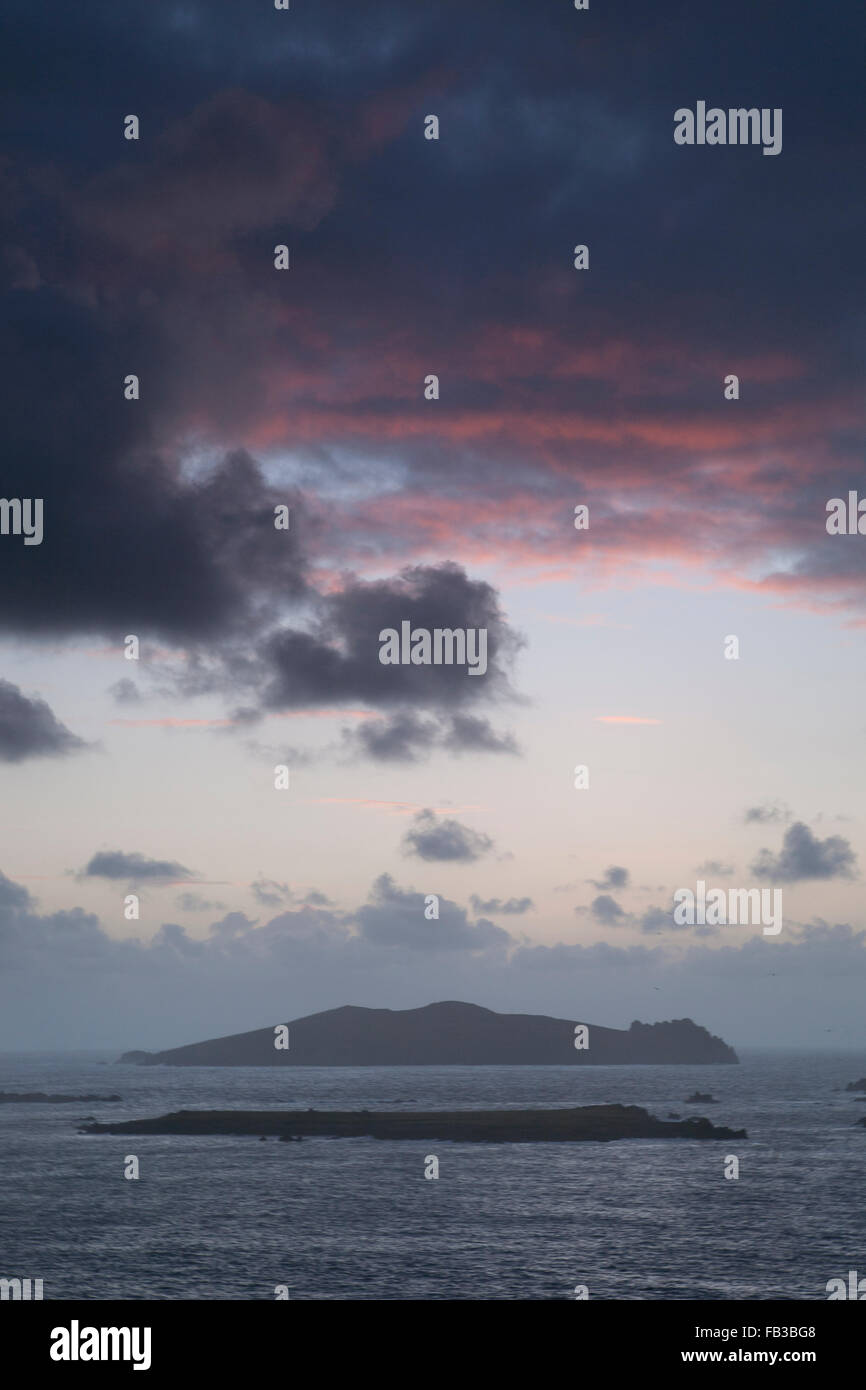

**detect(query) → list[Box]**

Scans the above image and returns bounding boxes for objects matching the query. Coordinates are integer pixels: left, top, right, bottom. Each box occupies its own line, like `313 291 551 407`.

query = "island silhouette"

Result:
119 1000 738 1067
81 1103 747 1144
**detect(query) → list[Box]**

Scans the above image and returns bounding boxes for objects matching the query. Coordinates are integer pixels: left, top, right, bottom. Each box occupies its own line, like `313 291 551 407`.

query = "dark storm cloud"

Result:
6 0 864 360
69 88 338 269
0 0 864 688
81 851 195 882
0 281 311 642
750 822 858 883
261 564 522 711
590 866 630 891
0 90 314 643
356 874 512 952
470 895 533 916
401 809 495 863
0 0 862 658
0 679 86 762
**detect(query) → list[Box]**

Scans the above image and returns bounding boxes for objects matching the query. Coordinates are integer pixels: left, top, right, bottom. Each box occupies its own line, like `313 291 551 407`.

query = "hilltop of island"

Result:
80 1103 746 1144
118 1000 738 1067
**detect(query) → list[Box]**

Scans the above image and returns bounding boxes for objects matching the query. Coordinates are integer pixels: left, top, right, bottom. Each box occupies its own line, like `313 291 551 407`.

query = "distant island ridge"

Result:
119 1001 738 1067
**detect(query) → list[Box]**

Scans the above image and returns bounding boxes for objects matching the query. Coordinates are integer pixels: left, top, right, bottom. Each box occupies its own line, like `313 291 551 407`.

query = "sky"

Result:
1 0 865 1051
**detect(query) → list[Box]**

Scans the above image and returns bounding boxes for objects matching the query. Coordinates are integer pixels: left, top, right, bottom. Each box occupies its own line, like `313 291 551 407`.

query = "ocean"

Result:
1 1049 864 1300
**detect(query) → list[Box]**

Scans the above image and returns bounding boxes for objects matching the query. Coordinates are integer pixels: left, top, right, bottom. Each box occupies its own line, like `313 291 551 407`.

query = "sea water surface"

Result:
0 1050 864 1300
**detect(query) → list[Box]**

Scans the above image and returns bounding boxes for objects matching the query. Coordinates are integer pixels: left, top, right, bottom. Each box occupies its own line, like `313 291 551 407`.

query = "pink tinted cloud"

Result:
25 104 863 623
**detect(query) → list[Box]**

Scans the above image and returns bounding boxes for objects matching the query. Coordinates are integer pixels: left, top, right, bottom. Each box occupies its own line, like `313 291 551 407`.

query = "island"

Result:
845 1078 866 1093
118 1001 738 1067
79 1103 747 1144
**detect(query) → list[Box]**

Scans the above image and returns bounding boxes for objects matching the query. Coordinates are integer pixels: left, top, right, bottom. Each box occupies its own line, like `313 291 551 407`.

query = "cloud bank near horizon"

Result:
1 868 864 1050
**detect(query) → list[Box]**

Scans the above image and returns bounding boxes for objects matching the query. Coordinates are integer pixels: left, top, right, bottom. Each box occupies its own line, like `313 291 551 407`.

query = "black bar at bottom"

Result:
3 1299 858 1376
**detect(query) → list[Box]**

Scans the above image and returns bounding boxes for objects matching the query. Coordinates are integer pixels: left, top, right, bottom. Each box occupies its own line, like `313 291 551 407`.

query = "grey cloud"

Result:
442 714 520 755
1 868 865 1049
249 877 332 908
0 680 87 762
0 870 32 911
639 903 718 937
744 802 791 825
401 809 495 863
176 891 226 912
82 851 195 882
750 821 858 883
261 563 523 714
108 678 142 705
590 894 627 925
251 876 293 908
470 895 534 916
640 905 681 934
356 874 512 952
590 865 630 891
343 709 520 763
207 911 259 941
346 711 440 762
